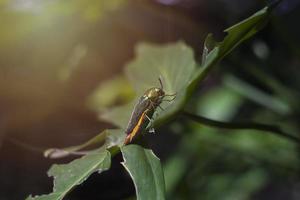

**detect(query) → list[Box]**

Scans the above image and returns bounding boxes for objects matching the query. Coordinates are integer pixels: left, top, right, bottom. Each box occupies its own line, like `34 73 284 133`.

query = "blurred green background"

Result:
0 0 300 199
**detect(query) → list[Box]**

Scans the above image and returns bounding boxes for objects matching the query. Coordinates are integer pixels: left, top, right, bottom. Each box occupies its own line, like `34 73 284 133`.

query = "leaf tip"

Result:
44 148 70 159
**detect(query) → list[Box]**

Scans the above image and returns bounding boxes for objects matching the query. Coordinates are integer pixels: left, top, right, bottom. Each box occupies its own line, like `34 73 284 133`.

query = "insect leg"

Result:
145 113 156 134
163 92 177 101
164 92 177 97
145 113 154 128
161 99 174 102
149 127 156 134
145 113 152 122
158 104 165 111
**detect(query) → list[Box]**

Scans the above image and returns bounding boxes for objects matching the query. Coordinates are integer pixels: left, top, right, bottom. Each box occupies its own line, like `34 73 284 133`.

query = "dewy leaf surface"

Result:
121 145 166 200
27 150 111 200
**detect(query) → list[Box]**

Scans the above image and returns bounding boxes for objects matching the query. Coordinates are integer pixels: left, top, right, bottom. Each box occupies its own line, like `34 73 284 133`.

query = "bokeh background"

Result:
1 0 300 199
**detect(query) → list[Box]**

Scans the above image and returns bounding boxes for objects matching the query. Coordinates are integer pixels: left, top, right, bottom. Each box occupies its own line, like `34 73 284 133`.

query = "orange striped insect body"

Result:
124 78 176 144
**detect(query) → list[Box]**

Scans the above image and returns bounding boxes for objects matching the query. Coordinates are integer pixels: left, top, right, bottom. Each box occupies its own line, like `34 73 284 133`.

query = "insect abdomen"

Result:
124 110 149 144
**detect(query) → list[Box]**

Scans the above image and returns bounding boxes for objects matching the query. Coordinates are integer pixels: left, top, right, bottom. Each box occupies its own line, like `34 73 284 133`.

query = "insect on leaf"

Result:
100 41 197 129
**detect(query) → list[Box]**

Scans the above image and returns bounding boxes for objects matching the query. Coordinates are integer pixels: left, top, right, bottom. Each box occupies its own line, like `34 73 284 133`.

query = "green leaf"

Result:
100 41 197 129
201 33 218 65
27 150 111 200
121 145 166 200
100 5 273 130
220 6 269 58
100 102 135 129
27 4 279 200
86 75 135 112
44 129 125 158
189 5 272 94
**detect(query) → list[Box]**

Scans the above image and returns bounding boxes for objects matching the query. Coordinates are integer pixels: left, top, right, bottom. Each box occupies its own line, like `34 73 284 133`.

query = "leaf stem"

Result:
182 111 300 144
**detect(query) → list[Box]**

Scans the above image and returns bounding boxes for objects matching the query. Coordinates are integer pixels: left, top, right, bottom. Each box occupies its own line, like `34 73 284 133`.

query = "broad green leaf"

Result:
27 150 111 200
87 75 135 112
100 102 135 129
121 145 166 200
100 41 197 129
44 129 125 158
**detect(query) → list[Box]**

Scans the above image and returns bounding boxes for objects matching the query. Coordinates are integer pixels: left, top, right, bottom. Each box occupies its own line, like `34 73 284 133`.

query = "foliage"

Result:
27 150 111 200
121 145 166 200
100 41 196 129
27 3 297 200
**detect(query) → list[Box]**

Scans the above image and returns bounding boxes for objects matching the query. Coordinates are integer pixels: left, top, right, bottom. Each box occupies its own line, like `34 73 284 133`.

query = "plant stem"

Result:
182 111 300 144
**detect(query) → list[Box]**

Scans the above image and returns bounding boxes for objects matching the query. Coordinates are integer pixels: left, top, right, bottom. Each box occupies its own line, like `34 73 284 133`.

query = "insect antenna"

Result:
158 75 177 101
158 76 164 90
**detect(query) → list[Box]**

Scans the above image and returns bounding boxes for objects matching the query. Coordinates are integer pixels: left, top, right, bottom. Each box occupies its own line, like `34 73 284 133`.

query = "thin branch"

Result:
182 111 300 144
